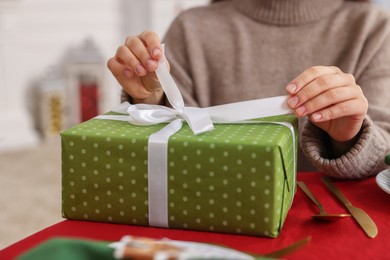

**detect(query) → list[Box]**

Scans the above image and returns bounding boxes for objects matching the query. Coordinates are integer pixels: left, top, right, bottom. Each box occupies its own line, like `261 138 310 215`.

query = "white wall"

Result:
0 0 208 111
0 0 122 151
0 0 122 111
0 0 209 151
375 0 390 9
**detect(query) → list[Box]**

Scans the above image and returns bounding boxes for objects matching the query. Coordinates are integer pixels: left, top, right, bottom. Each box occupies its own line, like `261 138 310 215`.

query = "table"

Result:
1 172 390 259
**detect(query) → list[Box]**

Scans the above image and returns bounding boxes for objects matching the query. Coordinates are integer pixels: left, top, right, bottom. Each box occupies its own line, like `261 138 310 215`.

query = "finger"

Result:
309 98 368 123
116 45 148 77
287 73 356 109
107 59 136 94
112 69 155 100
107 57 134 79
125 36 158 73
286 66 342 94
292 86 357 117
138 31 162 60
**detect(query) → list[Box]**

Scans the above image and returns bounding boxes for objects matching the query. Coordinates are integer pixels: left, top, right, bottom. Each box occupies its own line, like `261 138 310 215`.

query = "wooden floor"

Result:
0 136 63 249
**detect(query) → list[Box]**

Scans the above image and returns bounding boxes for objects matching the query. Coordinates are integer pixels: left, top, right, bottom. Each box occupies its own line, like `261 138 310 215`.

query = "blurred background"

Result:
0 0 389 250
0 0 208 249
0 0 209 152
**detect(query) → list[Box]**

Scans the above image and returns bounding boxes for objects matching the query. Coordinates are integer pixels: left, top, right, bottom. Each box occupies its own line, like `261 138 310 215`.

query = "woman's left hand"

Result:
286 66 368 143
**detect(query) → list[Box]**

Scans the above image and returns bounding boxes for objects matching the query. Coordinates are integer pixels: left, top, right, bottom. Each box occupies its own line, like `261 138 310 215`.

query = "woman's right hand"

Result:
107 31 165 104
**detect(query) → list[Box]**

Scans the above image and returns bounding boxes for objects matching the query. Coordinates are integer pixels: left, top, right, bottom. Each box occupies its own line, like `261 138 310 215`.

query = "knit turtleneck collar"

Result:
231 0 344 25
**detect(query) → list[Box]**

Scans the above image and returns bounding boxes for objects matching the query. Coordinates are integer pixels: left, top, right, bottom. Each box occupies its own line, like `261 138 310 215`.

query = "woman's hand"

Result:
107 31 165 104
286 66 368 155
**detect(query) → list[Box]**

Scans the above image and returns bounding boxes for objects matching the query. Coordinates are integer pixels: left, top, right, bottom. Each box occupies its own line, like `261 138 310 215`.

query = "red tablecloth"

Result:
1 172 390 259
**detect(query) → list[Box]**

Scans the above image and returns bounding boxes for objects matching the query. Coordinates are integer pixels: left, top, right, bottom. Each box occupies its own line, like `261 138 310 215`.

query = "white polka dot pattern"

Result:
61 114 297 238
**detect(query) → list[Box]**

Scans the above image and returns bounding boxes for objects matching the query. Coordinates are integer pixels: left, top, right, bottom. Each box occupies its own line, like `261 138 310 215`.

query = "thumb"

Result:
141 72 162 92
142 60 170 92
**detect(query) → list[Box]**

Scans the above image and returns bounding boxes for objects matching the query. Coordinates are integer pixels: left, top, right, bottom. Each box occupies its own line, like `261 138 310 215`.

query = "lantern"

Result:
64 38 105 128
37 68 66 138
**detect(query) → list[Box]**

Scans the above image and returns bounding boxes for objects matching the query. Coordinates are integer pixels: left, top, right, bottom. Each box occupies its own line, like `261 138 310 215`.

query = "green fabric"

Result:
61 114 297 238
18 238 113 260
17 237 274 260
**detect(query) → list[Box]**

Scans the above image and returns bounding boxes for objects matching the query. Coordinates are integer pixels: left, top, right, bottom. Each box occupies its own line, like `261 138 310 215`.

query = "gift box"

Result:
62 45 297 237
61 112 297 238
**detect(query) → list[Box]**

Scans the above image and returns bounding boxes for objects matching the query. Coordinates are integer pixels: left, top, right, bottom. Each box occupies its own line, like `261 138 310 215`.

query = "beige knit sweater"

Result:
123 0 390 179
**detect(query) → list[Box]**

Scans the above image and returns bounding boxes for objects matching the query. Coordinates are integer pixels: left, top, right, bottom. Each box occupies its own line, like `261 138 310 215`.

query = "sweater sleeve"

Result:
120 90 131 103
300 116 389 179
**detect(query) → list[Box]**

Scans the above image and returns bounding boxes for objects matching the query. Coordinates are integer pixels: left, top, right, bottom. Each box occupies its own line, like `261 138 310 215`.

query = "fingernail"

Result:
146 60 157 71
152 48 161 58
288 96 299 107
286 83 297 93
312 113 322 121
136 64 147 76
123 69 133 78
296 106 306 116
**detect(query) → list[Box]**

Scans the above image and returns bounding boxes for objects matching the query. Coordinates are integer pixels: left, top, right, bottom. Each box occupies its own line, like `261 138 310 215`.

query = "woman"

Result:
107 0 390 179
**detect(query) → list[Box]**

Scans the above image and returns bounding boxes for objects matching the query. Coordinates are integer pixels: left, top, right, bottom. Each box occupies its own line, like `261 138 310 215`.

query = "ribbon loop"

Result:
127 105 179 126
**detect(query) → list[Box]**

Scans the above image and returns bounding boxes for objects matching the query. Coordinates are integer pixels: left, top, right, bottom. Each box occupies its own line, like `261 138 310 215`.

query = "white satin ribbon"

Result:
96 45 295 228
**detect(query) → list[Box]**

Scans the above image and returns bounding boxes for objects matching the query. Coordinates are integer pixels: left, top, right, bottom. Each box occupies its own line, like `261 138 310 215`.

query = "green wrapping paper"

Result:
61 114 297 238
